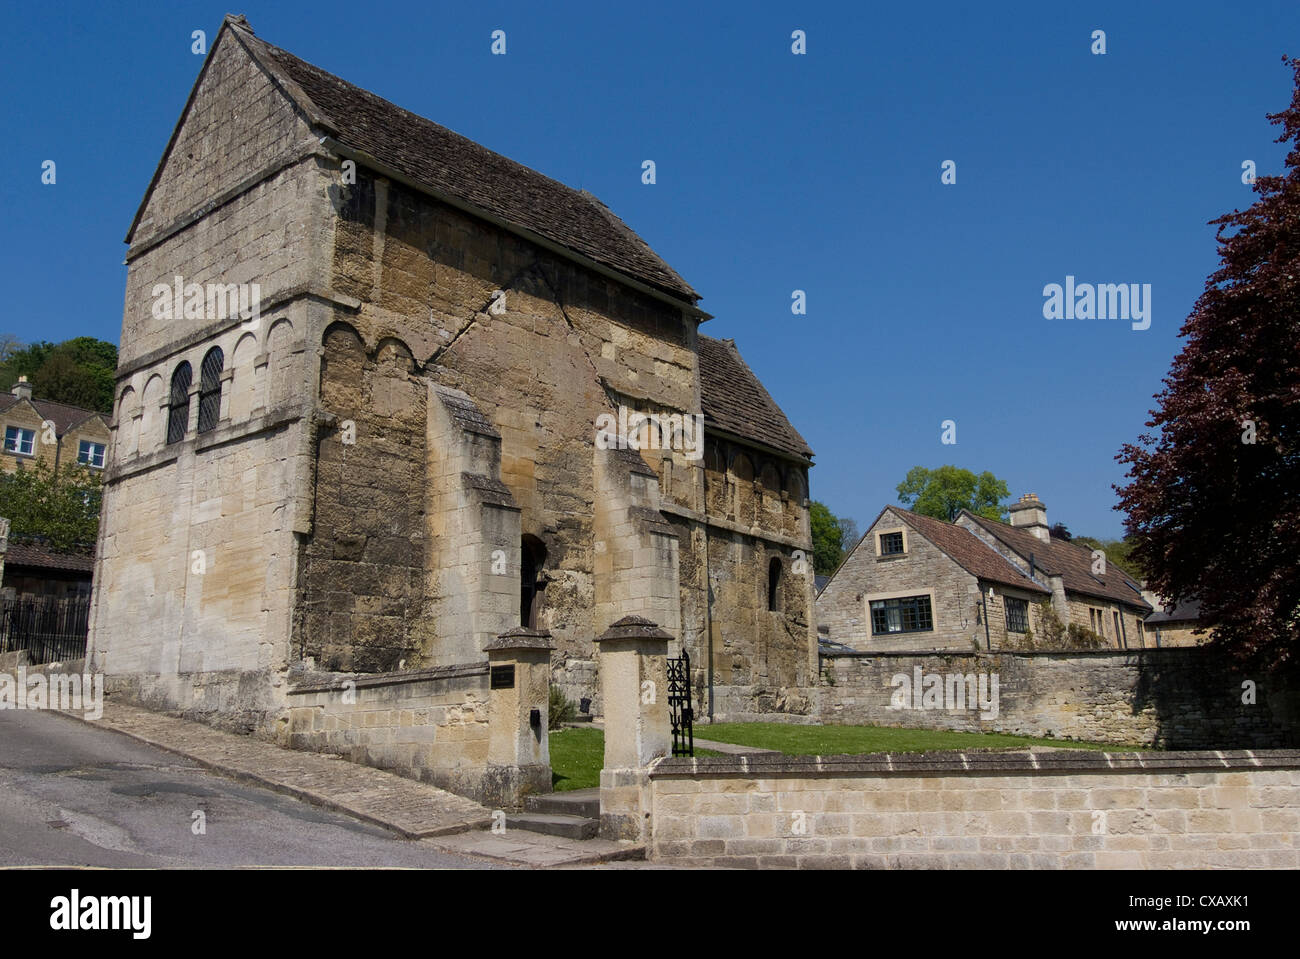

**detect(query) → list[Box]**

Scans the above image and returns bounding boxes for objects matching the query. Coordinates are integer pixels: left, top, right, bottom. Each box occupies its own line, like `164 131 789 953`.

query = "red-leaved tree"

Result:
1116 57 1300 671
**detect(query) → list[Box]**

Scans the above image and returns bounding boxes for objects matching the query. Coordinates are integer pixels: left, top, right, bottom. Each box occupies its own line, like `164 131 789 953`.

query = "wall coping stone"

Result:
819 647 1213 659
485 628 556 651
649 748 1300 778
596 616 673 643
287 661 488 695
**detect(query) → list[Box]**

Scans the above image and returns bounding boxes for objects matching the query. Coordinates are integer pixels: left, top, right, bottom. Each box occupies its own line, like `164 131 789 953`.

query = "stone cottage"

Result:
818 495 1152 650
89 16 816 750
1 378 111 477
816 504 1051 651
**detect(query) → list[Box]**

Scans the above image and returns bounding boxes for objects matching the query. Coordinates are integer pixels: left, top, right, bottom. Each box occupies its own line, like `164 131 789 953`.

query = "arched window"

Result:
166 362 192 444
197 347 224 433
768 556 783 612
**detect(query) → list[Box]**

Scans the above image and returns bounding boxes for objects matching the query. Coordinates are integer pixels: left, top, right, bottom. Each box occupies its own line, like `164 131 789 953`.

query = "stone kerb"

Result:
595 615 672 841
482 626 556 808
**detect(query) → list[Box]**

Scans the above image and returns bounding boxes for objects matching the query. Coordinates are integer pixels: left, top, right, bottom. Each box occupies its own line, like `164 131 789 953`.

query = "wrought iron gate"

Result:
667 650 693 757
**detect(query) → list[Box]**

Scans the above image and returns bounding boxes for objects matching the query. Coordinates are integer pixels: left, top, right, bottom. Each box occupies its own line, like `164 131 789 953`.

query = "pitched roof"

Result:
0 395 109 435
889 508 1051 594
698 335 812 462
3 542 95 573
1145 598 1201 624
959 511 1151 611
217 18 698 304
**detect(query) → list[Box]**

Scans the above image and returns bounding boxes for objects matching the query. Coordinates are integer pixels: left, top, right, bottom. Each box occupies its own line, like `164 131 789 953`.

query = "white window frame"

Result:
77 439 106 468
4 426 35 456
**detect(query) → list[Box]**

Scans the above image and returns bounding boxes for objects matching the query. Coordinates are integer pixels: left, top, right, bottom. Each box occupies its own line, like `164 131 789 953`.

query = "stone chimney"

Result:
1008 492 1050 542
10 376 32 401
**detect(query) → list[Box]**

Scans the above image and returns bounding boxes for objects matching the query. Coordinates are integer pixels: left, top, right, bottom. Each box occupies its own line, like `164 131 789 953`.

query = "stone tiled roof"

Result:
3 542 95 573
0 395 109 435
228 19 698 303
889 508 1050 594
959 512 1152 611
698 335 812 462
1146 598 1201 624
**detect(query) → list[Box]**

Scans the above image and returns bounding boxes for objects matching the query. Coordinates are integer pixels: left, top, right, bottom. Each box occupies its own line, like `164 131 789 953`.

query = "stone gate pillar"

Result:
595 615 671 841
482 626 555 808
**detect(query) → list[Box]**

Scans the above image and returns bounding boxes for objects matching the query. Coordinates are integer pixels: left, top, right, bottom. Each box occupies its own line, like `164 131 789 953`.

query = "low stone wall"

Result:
0 649 29 671
286 662 493 803
818 648 1300 748
648 750 1300 868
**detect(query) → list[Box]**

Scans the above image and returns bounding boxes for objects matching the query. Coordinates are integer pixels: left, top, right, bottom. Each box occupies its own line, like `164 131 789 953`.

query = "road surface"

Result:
0 708 505 868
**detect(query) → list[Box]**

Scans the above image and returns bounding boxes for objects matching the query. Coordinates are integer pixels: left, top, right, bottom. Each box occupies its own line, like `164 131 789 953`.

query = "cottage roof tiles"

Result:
0 395 109 436
959 511 1151 611
888 508 1051 594
698 336 812 462
229 20 699 303
3 542 95 573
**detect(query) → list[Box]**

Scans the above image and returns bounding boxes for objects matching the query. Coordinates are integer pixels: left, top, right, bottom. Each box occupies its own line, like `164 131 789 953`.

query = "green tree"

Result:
895 465 1009 523
0 336 118 413
1116 57 1300 670
810 501 857 575
0 459 102 551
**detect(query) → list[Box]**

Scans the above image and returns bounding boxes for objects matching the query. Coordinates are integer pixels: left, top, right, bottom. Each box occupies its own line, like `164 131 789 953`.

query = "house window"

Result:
768 557 783 612
879 531 904 555
197 347 224 434
77 440 106 468
4 426 35 456
1114 611 1124 648
1005 597 1029 633
870 595 933 635
167 362 192 444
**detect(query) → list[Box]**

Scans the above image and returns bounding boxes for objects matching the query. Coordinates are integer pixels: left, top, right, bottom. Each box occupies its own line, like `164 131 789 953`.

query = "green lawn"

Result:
549 728 720 792
549 722 1120 792
689 722 1120 754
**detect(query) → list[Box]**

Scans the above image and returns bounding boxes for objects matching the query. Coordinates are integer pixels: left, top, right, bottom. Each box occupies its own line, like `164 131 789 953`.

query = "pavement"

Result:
17 699 648 868
0 707 499 868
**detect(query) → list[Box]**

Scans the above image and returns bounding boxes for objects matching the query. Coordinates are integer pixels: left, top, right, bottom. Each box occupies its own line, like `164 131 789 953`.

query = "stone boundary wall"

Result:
1 654 87 678
648 750 1300 869
285 661 492 802
817 648 1300 748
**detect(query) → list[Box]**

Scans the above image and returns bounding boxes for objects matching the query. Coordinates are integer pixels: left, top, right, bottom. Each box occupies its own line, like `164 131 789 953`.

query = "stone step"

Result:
506 812 599 841
524 788 600 819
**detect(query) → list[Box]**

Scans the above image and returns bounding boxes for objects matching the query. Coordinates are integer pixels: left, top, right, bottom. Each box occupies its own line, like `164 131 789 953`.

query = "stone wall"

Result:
648 750 1300 868
92 23 328 728
285 662 492 802
297 325 435 672
818 648 1300 748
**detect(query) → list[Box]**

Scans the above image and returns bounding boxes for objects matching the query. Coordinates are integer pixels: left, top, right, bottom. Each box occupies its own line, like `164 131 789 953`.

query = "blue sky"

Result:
4 0 1297 538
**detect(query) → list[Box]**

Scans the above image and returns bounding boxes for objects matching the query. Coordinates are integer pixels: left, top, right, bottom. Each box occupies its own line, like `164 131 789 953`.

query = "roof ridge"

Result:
705 336 812 454
240 25 697 301
890 506 1050 593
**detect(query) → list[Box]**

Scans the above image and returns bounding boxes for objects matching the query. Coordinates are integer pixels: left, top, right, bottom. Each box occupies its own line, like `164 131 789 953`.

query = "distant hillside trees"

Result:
0 336 118 414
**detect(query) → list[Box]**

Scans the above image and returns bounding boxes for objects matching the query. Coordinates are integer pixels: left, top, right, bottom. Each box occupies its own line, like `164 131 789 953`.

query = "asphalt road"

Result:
0 708 505 868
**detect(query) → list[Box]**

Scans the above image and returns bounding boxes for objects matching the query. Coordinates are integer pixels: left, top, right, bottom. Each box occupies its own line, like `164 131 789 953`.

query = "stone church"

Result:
90 16 817 738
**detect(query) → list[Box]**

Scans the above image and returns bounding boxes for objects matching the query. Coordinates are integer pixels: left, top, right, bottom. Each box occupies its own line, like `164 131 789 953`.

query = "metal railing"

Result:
0 595 90 665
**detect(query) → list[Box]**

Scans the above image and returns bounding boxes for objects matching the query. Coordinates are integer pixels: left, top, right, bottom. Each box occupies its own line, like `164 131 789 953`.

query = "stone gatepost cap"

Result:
595 615 673 643
484 626 556 651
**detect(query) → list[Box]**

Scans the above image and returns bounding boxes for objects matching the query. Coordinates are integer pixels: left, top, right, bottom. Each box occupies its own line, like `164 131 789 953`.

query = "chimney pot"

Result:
11 377 32 401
